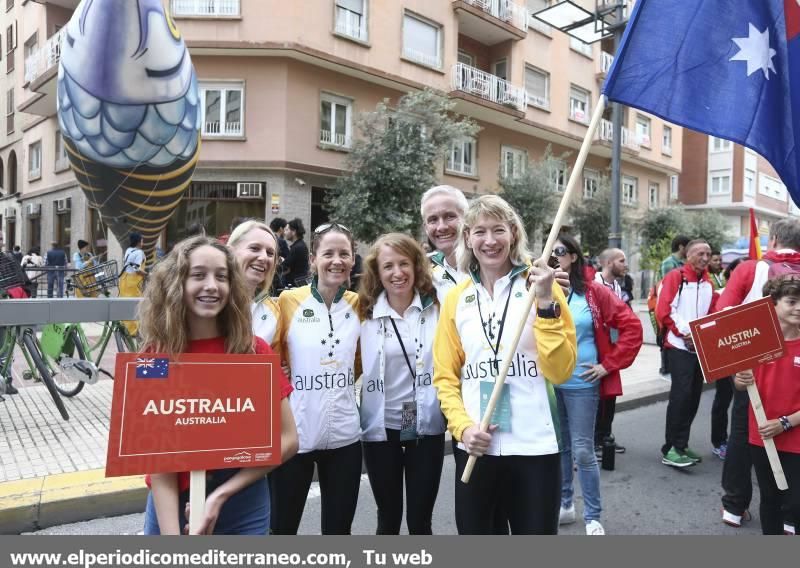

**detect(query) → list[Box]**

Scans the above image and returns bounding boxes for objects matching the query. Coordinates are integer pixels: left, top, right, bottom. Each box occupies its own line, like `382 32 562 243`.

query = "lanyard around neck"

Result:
389 317 417 394
475 276 515 370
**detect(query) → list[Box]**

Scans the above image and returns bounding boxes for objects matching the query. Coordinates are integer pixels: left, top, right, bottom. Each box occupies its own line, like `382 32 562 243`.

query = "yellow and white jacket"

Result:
252 295 279 345
275 280 361 453
430 251 467 305
360 291 446 441
433 265 576 456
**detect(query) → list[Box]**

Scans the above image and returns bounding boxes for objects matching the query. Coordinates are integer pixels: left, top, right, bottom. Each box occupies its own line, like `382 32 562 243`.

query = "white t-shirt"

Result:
594 272 623 301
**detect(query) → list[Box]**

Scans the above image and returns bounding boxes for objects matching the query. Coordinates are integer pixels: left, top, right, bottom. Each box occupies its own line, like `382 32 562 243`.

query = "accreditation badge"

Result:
400 401 418 441
480 381 512 432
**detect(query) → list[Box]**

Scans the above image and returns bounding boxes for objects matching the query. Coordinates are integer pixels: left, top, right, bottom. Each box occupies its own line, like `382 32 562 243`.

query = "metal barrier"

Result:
18 266 81 298
0 298 140 326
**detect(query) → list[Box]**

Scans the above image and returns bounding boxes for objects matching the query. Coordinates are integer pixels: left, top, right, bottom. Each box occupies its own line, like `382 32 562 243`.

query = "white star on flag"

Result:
730 23 777 80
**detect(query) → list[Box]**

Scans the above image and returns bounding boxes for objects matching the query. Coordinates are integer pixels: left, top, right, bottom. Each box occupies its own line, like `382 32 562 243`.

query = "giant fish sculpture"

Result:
57 0 200 261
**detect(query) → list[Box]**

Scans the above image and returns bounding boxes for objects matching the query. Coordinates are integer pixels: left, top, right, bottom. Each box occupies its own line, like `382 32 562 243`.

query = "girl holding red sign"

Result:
734 276 800 535
270 223 363 534
140 236 298 535
227 220 281 344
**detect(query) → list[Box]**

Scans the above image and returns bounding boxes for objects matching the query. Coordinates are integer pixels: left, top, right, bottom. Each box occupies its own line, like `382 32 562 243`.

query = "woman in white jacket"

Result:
359 233 445 534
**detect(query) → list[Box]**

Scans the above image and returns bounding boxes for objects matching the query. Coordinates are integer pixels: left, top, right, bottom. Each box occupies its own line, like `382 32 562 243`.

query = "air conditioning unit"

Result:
26 203 40 216
56 197 71 212
237 182 263 199
4 207 15 218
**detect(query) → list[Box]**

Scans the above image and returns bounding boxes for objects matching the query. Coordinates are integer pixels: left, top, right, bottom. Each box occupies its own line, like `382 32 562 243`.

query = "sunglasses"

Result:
552 245 569 257
314 222 351 235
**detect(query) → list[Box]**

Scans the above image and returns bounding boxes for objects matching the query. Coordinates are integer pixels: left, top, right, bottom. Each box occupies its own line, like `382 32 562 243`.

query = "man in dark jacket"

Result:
46 241 67 298
270 217 290 291
282 218 309 287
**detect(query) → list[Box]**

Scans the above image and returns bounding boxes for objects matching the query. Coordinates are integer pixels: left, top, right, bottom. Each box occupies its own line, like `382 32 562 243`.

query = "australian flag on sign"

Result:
136 357 169 379
603 0 800 207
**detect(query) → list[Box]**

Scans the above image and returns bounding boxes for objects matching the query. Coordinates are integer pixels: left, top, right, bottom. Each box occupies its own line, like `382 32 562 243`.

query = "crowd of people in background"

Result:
1 189 799 537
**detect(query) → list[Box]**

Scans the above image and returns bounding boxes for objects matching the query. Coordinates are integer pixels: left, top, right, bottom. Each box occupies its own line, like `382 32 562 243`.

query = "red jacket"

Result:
584 280 643 398
656 263 718 351
717 250 800 310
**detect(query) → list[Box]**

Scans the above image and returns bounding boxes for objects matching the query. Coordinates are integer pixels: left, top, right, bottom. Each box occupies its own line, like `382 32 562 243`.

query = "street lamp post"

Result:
531 0 628 248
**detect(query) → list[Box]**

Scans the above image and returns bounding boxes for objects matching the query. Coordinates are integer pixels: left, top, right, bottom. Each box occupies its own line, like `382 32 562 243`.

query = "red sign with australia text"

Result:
689 297 786 382
106 353 281 477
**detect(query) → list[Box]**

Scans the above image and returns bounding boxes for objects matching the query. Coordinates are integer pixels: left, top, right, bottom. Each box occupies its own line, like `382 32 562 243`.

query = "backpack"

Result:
766 258 800 280
648 271 689 348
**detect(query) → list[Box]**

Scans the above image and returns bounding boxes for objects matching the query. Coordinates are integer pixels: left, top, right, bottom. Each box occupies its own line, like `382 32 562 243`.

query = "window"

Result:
28 141 41 180
710 171 731 195
649 182 659 209
28 215 40 254
525 65 549 109
501 145 526 179
54 130 68 171
446 138 476 176
744 169 756 196
635 115 651 146
457 50 473 66
320 93 352 148
622 175 638 205
569 85 590 123
669 175 679 200
662 125 672 155
527 0 552 34
583 169 599 199
170 0 240 17
6 87 13 135
569 37 592 57
759 174 787 201
6 22 15 73
200 82 244 137
710 136 732 152
23 31 36 60
402 12 441 69
550 161 567 192
334 0 367 42
55 202 71 259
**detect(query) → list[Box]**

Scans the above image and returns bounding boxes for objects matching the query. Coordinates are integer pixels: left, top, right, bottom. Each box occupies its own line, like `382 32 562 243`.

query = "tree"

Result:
687 209 734 252
325 89 479 243
568 176 632 257
498 147 562 251
639 206 690 252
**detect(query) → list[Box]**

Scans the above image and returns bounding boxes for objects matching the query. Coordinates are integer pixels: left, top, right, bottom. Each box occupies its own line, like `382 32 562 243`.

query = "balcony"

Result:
170 0 240 17
595 119 640 151
597 51 614 81
319 129 351 149
34 0 80 7
20 27 65 117
452 0 528 45
334 6 368 42
451 63 527 112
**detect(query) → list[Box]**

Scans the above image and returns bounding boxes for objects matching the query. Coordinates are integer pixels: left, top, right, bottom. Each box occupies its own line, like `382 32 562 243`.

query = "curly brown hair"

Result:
138 236 254 355
763 275 800 303
358 233 436 319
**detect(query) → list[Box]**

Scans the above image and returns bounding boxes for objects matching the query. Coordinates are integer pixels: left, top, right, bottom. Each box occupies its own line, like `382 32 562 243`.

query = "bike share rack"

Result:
0 298 140 326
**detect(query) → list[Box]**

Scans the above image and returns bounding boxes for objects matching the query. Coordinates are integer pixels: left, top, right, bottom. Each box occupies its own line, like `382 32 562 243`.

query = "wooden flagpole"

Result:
461 95 609 483
189 470 206 534
746 384 788 490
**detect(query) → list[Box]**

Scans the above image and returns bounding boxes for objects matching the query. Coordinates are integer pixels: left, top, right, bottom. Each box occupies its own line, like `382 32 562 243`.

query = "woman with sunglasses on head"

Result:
227 220 280 345
550 233 642 535
359 233 445 534
433 194 577 535
270 222 362 535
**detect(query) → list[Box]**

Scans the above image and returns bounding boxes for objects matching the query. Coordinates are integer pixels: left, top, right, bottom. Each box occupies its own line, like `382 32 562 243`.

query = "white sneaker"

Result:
559 504 576 525
785 523 796 535
586 520 605 535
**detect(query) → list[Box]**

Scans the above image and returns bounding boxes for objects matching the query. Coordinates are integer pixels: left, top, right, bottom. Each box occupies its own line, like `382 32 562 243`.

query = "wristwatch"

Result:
537 301 561 319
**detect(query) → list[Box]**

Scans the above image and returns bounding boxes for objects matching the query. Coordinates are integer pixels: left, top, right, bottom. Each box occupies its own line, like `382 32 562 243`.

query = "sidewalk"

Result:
0 332 675 534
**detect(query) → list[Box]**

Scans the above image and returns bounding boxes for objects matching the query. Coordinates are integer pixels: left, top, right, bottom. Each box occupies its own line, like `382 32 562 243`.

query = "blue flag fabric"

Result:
603 0 800 207
135 357 170 379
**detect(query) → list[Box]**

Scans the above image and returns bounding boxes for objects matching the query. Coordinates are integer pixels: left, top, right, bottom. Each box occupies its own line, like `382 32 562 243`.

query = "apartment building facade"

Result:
679 130 800 244
0 0 681 265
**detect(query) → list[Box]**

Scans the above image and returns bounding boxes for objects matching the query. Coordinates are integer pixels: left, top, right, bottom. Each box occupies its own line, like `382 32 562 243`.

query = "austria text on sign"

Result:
689 297 786 382
106 353 281 477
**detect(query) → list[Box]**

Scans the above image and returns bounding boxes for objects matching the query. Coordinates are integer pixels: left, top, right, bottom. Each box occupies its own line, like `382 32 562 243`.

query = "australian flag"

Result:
603 0 800 207
136 357 169 379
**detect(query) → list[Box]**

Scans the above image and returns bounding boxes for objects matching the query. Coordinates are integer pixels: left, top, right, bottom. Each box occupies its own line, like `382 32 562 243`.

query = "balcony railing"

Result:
320 129 351 148
452 63 527 111
596 119 639 151
170 0 240 17
24 27 65 85
204 120 242 136
403 47 441 69
462 0 529 32
335 7 367 41
601 51 614 74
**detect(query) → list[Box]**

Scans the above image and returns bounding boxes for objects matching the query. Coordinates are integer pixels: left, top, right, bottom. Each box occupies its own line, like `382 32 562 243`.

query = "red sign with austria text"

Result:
106 353 281 477
689 297 786 382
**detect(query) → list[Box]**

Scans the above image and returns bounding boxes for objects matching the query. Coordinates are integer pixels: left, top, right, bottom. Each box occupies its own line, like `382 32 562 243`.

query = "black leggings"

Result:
750 444 800 535
453 447 560 535
269 441 362 535
362 430 445 534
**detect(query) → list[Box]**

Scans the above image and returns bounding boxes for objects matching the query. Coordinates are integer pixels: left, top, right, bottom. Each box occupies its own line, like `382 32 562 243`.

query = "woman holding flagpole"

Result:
433 195 576 534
